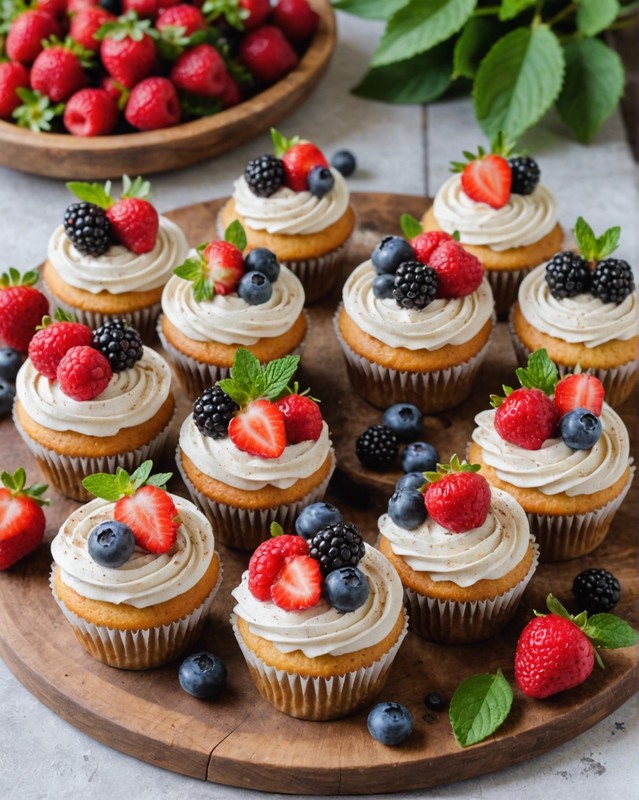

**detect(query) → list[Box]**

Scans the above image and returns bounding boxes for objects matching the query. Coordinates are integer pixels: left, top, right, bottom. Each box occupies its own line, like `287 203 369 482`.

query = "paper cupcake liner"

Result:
13 405 175 502
404 541 539 644
486 266 533 319
50 564 223 670
230 611 408 720
177 448 336 551
334 306 495 413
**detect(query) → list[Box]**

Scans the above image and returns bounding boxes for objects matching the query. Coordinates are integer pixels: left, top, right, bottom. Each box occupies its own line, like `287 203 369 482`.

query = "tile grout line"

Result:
421 104 430 198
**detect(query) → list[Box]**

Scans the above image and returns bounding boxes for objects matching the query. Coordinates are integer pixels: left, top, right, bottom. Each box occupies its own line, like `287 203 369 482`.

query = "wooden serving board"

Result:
0 193 636 795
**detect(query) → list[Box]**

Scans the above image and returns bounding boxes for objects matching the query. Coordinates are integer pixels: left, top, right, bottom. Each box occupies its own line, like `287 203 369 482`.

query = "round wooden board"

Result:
0 193 637 795
0 0 335 180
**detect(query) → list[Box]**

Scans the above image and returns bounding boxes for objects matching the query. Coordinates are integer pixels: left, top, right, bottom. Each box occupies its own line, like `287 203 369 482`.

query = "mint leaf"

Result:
130 460 153 488
371 0 475 68
146 472 173 488
66 181 114 209
400 213 423 238
270 521 285 537
225 220 247 251
514 348 558 395
82 473 125 502
498 0 536 20
262 355 300 399
271 128 300 158
331 0 409 19
556 38 624 145
453 16 502 80
576 0 619 36
219 347 263 405
574 217 598 261
450 670 513 747
218 378 250 406
354 44 453 103
174 258 203 281
596 226 621 260
473 25 564 142
584 614 639 650
192 276 213 302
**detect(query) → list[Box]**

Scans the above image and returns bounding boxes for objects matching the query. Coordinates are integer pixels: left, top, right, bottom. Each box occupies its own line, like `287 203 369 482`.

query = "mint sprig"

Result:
82 460 172 502
423 453 480 484
491 348 557 407
1 468 50 506
574 217 621 263
449 669 513 748
218 348 299 408
271 127 300 158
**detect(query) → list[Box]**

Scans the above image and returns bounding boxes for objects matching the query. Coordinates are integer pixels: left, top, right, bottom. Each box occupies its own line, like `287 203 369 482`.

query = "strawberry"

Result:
240 0 270 31
67 0 99 12
28 310 93 379
424 455 491 533
30 44 89 103
6 10 61 63
0 468 49 570
229 399 287 459
57 345 112 400
123 0 160 18
170 44 228 98
115 484 180 553
125 76 181 131
427 239 484 298
64 87 119 136
410 230 453 265
156 4 207 35
0 62 31 121
248 528 309 600
275 392 323 444
238 25 297 85
98 13 157 89
174 222 247 300
272 130 329 193
101 75 129 105
554 373 605 418
70 6 116 52
36 0 68 18
0 269 49 352
220 73 242 108
461 154 511 209
272 0 319 42
270 554 322 610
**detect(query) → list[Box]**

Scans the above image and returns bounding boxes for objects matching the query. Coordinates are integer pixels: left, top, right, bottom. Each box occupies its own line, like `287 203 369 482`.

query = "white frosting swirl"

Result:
378 488 531 588
342 261 494 350
518 263 639 347
161 262 305 345
433 174 558 251
232 168 350 235
472 403 629 496
16 346 172 437
47 217 189 294
51 495 216 608
179 416 331 491
231 546 404 658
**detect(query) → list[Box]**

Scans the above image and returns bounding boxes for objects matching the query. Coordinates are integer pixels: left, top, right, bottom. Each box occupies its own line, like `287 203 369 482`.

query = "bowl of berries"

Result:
0 0 335 179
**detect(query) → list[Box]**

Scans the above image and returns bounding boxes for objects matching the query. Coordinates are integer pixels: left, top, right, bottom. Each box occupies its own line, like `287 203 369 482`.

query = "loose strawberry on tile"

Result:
423 455 491 533
69 6 116 52
0 269 49 352
170 43 228 97
272 0 319 42
248 528 309 600
229 399 287 459
57 344 113 400
97 11 157 89
30 41 90 103
174 221 247 299
553 373 605 418
6 9 61 63
238 25 297 84
270 554 322 610
451 139 512 209
63 87 120 136
0 468 49 570
28 310 93 379
125 76 181 131
275 391 322 444
0 62 30 120
428 239 484 298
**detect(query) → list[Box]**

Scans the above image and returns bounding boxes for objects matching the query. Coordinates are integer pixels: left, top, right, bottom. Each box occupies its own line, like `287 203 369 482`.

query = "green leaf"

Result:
574 216 597 260
271 128 300 158
453 16 502 79
121 175 151 201
354 44 453 103
270 521 285 537
225 220 247 251
556 38 624 145
332 0 409 19
130 460 153 488
473 25 564 142
192 276 214 303
584 614 639 649
576 0 619 36
400 213 423 238
596 226 621 259
146 472 173 488
514 348 558 395
82 473 125 502
174 258 203 281
498 0 536 21
545 593 572 620
262 355 300 400
66 181 114 209
450 670 513 747
371 0 476 68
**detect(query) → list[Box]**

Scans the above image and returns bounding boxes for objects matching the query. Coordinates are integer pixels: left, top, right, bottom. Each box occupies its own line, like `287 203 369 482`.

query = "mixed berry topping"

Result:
64 202 113 256
193 386 239 440
572 568 621 615
308 521 365 577
92 318 144 372
355 424 398 471
423 455 491 534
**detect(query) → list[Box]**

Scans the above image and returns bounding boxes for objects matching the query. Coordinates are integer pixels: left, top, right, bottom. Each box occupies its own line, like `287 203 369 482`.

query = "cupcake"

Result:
42 175 189 340
378 455 537 644
422 142 562 316
335 223 495 412
468 349 634 562
218 129 356 303
158 221 307 397
14 314 174 501
510 217 638 406
177 348 335 551
50 461 222 670
231 522 407 720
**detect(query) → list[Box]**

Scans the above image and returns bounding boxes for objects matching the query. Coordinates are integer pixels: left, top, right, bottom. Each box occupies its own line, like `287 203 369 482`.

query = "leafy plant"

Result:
333 0 636 143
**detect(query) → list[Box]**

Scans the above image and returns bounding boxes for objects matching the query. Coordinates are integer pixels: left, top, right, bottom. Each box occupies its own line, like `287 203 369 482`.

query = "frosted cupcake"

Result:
378 456 537 644
218 129 356 303
51 462 222 670
510 218 638 406
422 143 562 315
42 176 189 339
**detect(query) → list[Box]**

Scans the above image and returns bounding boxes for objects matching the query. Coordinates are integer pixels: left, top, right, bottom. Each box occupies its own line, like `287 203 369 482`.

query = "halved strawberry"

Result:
114 485 179 554
461 154 511 209
275 393 323 444
270 554 322 610
282 142 328 192
202 241 245 295
554 374 605 418
248 534 309 600
229 398 286 459
0 469 48 570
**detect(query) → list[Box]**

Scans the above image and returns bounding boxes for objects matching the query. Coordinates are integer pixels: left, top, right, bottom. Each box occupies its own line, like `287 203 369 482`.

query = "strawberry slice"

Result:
229 399 286 459
554 374 605 418
0 489 46 570
270 554 322 610
282 142 328 192
248 534 309 600
114 485 179 554
461 154 512 209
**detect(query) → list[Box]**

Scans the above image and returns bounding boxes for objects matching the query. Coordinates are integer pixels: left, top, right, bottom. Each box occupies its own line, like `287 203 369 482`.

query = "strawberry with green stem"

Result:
0 468 50 570
271 127 329 193
30 37 94 103
96 11 157 89
423 455 491 533
174 220 246 300
274 381 323 444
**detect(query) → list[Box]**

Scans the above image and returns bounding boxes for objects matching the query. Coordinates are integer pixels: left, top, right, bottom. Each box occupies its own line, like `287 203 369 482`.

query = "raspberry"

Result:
494 387 559 450
410 230 452 264
427 240 483 298
28 320 93 379
247 535 309 601
56 345 112 401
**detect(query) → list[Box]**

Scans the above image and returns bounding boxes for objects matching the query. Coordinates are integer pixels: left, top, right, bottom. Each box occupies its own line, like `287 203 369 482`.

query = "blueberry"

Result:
0 380 15 419
307 166 335 198
99 0 122 13
372 273 395 299
383 403 423 442
0 348 21 383
371 236 415 275
295 502 344 539
424 691 446 711
324 566 370 612
244 248 280 283
87 520 135 568
179 652 227 698
395 471 425 492
237 271 273 305
330 149 356 177
559 408 602 450
388 488 426 530
401 442 439 473
367 702 413 746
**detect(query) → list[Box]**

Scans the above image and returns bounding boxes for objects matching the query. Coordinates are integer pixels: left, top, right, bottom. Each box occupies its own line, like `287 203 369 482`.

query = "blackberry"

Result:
92 319 143 372
392 261 438 310
193 386 239 439
591 258 635 304
508 156 540 195
308 522 365 576
356 424 398 470
572 568 621 614
64 202 112 256
244 154 285 197
545 252 591 299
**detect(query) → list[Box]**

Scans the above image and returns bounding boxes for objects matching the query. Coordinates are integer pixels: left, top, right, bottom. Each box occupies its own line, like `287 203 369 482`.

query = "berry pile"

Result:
0 0 319 136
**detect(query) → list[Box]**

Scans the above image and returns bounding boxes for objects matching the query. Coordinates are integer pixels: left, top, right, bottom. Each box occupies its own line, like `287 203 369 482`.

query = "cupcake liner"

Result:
486 266 532 319
334 306 495 413
177 448 336 551
230 611 408 720
13 405 175 502
50 563 223 670
404 541 539 644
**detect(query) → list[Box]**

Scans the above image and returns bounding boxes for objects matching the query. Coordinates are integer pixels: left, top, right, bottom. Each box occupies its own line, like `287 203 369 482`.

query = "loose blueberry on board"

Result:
307 165 335 198
0 380 15 419
87 520 136 568
324 566 370 612
559 408 602 450
573 568 621 614
0 348 21 382
356 424 398 470
401 442 439 473
424 691 446 711
237 271 273 305
331 149 356 177
367 702 414 746
396 472 425 492
295 502 344 539
179 652 227 698
388 488 427 530
244 248 280 283
383 403 423 442
371 236 416 275
372 273 395 299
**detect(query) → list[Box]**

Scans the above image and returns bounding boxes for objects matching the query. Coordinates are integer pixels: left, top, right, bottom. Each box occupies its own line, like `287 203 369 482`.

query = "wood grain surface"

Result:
0 193 636 795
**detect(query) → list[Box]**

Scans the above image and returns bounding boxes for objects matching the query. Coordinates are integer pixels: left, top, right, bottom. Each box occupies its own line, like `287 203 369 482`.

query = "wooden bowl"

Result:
0 0 336 180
